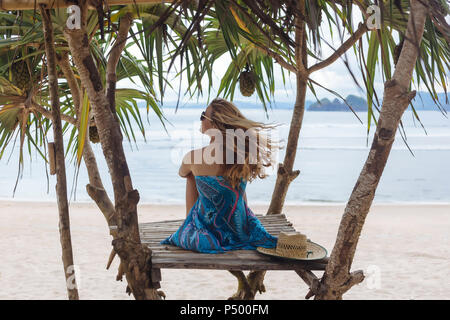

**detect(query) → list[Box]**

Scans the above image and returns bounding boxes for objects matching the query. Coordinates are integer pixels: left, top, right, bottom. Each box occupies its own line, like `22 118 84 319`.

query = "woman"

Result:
160 98 283 253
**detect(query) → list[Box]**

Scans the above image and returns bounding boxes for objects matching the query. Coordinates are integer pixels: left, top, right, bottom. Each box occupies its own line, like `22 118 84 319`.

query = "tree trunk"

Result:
314 0 429 300
40 5 79 300
266 75 305 214
266 1 308 215
228 0 308 300
56 52 116 226
63 5 161 299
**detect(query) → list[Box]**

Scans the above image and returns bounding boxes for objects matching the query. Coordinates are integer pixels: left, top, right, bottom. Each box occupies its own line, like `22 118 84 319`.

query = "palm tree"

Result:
1 0 448 299
165 0 448 299
41 5 80 299
0 3 201 299
315 0 443 299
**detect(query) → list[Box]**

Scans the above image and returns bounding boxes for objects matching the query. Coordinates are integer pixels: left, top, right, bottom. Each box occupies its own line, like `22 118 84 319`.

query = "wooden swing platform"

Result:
139 213 329 294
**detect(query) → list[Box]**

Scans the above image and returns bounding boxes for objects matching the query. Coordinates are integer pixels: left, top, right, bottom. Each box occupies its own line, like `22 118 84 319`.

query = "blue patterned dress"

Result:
160 175 278 253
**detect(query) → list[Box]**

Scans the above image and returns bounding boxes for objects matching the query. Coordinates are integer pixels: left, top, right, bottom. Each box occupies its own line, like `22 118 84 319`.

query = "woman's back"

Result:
184 146 226 176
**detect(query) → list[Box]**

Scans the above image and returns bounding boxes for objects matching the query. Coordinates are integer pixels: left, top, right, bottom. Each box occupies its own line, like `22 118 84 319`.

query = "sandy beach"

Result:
0 200 448 300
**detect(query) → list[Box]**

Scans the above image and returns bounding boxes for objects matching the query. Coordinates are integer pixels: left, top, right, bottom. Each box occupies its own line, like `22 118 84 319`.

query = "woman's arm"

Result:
185 172 199 217
179 151 198 216
179 151 193 178
243 190 247 203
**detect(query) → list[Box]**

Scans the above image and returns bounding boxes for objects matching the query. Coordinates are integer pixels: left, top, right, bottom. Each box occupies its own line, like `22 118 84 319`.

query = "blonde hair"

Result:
207 98 284 189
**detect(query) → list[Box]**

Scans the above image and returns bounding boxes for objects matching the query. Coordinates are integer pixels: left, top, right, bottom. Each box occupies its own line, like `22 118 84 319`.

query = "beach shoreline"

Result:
0 200 448 300
2 198 450 206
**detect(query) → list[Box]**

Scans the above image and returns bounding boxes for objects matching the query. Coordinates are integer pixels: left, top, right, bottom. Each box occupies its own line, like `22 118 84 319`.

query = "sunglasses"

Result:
200 111 213 122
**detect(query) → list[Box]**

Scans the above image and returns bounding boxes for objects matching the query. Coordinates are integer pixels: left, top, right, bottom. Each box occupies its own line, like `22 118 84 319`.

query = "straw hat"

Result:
257 231 327 261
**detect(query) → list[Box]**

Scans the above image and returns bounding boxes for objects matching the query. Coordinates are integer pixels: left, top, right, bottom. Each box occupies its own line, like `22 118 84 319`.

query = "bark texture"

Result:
56 52 116 226
266 0 307 216
63 4 162 299
314 0 429 300
40 5 79 300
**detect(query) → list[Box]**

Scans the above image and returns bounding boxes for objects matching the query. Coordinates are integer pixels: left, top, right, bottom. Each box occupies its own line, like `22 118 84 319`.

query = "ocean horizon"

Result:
0 107 449 205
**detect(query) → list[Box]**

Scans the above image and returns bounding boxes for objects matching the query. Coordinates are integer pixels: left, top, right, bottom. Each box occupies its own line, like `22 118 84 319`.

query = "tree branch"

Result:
294 1 308 76
31 102 77 125
86 183 116 227
228 270 253 300
308 22 368 74
254 46 297 73
429 15 450 47
56 52 82 118
340 270 365 293
106 13 133 117
56 51 116 225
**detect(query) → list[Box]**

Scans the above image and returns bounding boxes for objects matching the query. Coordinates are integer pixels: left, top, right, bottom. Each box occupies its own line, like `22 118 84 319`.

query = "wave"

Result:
3 197 448 207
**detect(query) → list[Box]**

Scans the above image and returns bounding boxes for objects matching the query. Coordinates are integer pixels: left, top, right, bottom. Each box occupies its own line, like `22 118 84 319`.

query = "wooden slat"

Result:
148 246 329 265
141 222 293 229
141 221 293 227
140 228 293 236
151 257 327 271
140 215 292 229
149 244 328 261
143 230 294 236
141 232 294 241
150 250 328 262
140 225 294 232
140 221 292 229
153 250 273 259
142 230 294 236
143 230 294 237
140 214 289 226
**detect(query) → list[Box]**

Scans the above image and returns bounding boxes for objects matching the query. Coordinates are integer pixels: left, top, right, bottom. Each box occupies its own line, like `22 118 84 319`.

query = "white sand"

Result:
0 200 448 300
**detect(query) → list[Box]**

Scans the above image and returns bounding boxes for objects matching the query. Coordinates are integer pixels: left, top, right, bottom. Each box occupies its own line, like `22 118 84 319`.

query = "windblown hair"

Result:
207 98 284 189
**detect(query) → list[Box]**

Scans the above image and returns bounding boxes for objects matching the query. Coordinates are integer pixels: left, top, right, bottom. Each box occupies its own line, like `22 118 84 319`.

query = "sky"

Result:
116 6 448 108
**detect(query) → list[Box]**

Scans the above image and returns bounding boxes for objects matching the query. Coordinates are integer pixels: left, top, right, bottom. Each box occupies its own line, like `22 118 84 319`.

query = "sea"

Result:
0 107 449 205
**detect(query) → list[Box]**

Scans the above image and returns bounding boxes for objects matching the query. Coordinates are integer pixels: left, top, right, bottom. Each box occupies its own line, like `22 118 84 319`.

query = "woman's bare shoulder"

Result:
184 147 225 176
182 148 205 165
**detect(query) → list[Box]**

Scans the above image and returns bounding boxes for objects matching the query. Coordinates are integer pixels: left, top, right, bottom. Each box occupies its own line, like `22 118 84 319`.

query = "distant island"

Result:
153 92 448 111
307 92 448 112
308 95 367 112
